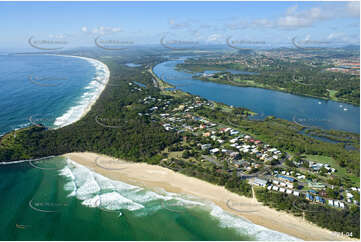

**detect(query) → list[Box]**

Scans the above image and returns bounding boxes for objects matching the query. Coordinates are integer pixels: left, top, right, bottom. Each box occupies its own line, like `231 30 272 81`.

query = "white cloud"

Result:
251 19 274 28
327 32 359 44
225 2 359 31
81 26 122 35
277 15 313 29
207 33 223 42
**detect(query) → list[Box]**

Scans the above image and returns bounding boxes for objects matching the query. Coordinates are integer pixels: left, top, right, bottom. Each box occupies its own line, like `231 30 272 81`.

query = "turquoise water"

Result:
0 55 299 240
153 59 360 134
0 157 299 241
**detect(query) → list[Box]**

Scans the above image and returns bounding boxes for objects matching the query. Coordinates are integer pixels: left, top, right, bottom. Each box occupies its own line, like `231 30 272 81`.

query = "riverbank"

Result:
63 152 354 241
176 63 358 106
153 59 360 134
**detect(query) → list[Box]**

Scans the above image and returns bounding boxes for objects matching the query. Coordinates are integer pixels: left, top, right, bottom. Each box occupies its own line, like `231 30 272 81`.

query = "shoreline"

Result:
176 63 358 107
63 152 354 241
49 54 110 128
0 55 357 239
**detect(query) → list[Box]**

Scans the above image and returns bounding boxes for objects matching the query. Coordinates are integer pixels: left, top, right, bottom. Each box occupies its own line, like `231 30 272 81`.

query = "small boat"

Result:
339 105 343 108
16 224 30 229
344 108 348 111
318 102 322 104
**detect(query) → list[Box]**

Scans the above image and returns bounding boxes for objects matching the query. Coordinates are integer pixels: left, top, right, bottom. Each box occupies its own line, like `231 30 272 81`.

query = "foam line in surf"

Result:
59 159 301 240
51 55 110 128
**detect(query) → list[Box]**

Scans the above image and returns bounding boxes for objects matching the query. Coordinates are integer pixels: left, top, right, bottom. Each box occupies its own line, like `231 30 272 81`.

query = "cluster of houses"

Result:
345 188 360 206
305 190 348 209
327 199 346 208
293 159 337 176
269 175 300 196
155 100 214 133
308 161 336 174
128 82 143 92
275 170 309 181
146 94 360 209
252 177 300 196
154 98 285 174
137 95 176 118
224 133 283 163
253 177 351 209
199 128 285 172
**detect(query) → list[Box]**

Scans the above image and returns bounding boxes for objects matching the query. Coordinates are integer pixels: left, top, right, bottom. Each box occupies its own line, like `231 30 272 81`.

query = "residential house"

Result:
306 193 314 201
210 148 220 154
253 178 268 187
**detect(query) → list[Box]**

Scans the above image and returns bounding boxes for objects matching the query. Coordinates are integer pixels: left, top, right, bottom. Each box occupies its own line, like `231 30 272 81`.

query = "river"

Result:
153 59 360 134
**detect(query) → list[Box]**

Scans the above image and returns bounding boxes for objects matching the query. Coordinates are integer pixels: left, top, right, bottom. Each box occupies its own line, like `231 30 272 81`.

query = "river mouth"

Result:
153 58 360 134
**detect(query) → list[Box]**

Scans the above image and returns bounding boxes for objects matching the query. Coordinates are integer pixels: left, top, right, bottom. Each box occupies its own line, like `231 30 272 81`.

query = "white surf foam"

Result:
59 159 145 214
50 55 110 128
59 159 301 241
209 205 301 241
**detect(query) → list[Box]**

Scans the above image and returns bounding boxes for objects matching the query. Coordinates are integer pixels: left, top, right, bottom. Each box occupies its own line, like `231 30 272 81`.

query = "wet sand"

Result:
63 152 354 241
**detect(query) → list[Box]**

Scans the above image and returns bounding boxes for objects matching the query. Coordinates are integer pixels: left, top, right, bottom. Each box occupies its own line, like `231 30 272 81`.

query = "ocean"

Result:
0 54 299 241
0 54 107 135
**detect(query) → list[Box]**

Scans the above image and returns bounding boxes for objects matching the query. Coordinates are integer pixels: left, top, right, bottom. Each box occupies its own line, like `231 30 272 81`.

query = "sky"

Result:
0 1 359 51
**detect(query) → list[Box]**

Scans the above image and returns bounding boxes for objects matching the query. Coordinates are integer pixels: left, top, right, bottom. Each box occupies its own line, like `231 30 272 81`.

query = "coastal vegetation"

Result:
195 105 360 180
0 59 179 163
0 50 359 238
178 49 360 105
256 188 360 238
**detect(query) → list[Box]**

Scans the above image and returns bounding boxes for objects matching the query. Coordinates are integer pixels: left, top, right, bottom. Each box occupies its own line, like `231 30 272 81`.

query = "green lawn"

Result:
233 78 256 85
327 89 338 100
306 154 359 184
306 154 335 164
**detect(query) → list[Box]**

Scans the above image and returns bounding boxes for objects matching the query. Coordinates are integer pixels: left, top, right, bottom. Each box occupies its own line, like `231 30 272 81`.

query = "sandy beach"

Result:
63 152 354 241
51 55 110 127
71 56 110 120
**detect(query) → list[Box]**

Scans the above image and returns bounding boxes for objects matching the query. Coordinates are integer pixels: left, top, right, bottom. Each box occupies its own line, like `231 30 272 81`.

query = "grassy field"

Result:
306 154 359 184
232 78 256 85
327 89 339 100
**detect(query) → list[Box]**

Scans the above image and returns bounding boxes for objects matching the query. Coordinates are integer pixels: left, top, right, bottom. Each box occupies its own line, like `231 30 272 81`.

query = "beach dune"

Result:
63 152 353 241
